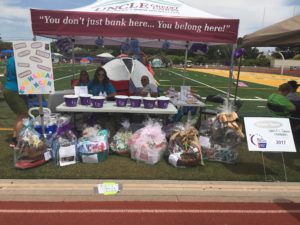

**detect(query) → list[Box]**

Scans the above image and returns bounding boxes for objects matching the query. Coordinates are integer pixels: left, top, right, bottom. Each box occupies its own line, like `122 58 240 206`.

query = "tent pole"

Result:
234 56 242 102
71 38 75 79
227 43 237 104
183 41 189 85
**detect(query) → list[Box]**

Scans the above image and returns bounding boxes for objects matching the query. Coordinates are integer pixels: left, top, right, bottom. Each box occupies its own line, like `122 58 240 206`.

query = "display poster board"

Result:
180 86 190 101
244 117 296 152
13 41 54 95
74 86 88 96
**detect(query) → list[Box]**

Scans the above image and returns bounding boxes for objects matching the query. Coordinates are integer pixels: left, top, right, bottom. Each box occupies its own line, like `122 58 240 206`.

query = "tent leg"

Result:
233 57 242 102
226 43 237 104
71 38 75 79
183 42 189 85
38 95 45 139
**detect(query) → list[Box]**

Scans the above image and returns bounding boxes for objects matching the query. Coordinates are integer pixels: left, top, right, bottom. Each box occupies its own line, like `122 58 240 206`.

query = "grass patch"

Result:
0 64 299 181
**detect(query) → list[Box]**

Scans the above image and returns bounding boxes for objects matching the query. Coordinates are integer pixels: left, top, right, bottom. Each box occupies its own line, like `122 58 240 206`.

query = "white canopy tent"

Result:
30 0 240 99
31 0 239 48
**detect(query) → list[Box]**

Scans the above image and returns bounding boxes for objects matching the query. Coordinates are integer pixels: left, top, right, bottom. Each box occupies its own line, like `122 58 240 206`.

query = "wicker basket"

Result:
177 152 201 167
113 150 130 156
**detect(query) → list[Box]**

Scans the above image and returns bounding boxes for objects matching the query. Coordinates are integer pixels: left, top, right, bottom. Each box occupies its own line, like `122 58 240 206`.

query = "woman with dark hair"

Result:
71 69 90 87
78 69 90 86
88 67 116 99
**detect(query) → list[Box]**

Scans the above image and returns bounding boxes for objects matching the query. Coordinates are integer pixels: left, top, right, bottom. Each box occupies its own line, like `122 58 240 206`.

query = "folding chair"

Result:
266 102 300 132
199 94 225 121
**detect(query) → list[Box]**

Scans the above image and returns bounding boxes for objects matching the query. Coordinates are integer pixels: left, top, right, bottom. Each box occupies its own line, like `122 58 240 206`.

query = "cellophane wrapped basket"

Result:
167 115 204 167
51 116 77 166
77 125 109 163
110 120 133 156
200 99 244 164
128 119 167 165
14 118 49 169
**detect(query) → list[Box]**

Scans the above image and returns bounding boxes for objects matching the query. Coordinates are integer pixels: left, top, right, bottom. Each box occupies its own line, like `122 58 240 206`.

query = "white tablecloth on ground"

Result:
56 101 178 115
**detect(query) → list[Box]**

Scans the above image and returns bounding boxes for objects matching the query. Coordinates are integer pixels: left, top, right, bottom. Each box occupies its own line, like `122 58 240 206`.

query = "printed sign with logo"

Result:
244 117 296 152
13 41 54 95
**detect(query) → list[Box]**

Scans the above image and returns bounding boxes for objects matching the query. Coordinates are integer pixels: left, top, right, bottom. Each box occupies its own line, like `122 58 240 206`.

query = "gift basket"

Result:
167 120 204 167
28 107 58 137
14 118 51 169
200 100 244 164
128 119 167 165
51 115 77 166
110 120 133 156
77 125 109 163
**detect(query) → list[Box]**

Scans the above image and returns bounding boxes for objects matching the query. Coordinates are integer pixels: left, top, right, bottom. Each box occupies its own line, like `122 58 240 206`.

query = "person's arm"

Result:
106 83 116 98
87 81 95 95
149 84 158 97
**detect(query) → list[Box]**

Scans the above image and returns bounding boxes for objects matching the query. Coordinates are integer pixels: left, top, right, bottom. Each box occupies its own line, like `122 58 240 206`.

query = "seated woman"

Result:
134 75 158 97
78 69 90 86
267 83 295 116
71 69 90 88
88 67 116 100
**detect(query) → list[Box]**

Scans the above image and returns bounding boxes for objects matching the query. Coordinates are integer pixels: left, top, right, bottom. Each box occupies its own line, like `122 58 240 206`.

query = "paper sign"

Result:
180 86 190 101
97 182 119 195
13 41 54 95
244 117 296 152
44 150 52 161
74 86 88 96
81 154 98 163
59 145 77 166
199 136 211 148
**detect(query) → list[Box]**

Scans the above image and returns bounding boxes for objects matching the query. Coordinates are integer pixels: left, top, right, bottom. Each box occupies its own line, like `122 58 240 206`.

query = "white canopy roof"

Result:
31 0 239 49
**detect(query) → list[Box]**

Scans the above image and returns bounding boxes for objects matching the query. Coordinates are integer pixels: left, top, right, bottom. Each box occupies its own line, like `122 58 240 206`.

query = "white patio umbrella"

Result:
96 52 115 58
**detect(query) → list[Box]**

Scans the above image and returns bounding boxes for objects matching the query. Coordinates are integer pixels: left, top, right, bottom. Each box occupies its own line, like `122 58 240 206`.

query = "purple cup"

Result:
143 97 156 109
129 96 142 108
91 96 105 108
64 95 78 107
80 94 92 105
157 96 170 109
115 95 128 107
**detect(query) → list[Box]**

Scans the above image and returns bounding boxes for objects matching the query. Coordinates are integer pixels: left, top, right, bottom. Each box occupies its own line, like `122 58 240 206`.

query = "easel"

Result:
244 117 295 183
261 151 288 182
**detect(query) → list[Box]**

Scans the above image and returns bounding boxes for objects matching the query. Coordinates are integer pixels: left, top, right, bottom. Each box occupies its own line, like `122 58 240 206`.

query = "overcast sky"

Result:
0 0 299 42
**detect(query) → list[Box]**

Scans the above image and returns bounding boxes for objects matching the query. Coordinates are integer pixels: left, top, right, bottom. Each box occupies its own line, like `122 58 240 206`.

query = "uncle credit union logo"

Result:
91 0 180 14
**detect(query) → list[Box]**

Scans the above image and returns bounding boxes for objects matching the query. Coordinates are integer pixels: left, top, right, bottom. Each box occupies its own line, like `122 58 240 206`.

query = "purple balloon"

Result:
162 41 171 50
234 48 246 58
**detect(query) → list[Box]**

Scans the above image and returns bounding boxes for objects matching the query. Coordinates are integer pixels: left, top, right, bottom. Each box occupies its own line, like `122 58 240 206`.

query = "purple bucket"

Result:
115 95 128 107
143 97 156 109
157 96 170 109
80 94 92 105
129 96 142 108
91 96 105 108
64 95 78 107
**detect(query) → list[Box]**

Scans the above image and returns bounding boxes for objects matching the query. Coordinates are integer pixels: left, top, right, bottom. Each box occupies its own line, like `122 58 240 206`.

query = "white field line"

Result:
167 70 267 102
0 209 299 214
168 70 231 96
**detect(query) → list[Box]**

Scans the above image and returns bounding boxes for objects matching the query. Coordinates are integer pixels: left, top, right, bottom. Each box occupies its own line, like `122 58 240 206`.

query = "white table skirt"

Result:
56 101 178 115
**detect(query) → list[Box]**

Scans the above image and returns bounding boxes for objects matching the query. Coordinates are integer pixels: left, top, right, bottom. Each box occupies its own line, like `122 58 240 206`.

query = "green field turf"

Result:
0 63 299 181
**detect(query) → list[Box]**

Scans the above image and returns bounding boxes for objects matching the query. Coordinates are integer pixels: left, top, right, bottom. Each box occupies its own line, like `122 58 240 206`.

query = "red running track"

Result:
0 201 299 225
